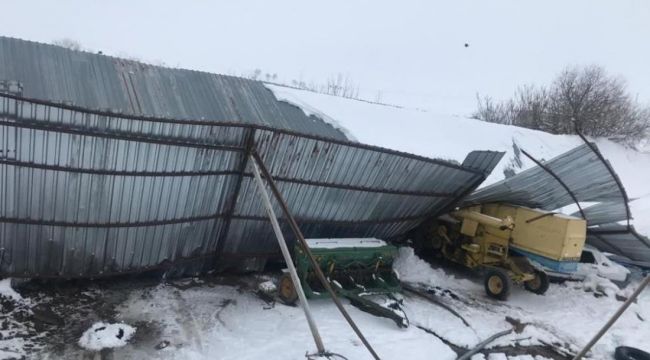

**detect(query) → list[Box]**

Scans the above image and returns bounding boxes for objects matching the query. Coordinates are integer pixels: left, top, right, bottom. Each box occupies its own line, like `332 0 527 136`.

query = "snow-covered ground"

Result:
394 248 650 359
266 84 650 235
1 248 647 359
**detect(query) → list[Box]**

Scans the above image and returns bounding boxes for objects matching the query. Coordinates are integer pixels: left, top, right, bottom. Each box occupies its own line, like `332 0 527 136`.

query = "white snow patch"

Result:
487 354 508 360
78 322 136 351
265 85 358 141
396 247 650 358
579 274 621 297
0 279 23 302
394 247 479 292
258 280 276 293
116 283 456 359
0 349 24 360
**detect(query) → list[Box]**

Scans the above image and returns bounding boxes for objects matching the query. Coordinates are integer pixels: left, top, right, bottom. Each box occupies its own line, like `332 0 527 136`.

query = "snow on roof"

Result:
265 83 583 188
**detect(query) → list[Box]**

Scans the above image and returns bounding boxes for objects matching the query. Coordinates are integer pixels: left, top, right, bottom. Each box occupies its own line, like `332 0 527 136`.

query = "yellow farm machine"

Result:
416 203 587 300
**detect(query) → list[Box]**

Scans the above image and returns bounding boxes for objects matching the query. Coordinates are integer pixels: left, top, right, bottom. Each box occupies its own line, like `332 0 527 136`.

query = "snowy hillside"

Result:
266 84 650 236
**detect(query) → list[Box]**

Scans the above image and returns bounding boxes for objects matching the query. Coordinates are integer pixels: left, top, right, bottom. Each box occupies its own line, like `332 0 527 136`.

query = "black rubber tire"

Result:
524 270 550 295
278 273 298 305
615 346 650 360
484 268 511 301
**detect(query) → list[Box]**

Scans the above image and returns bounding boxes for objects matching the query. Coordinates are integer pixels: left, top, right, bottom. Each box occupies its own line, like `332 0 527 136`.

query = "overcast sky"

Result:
1 0 649 114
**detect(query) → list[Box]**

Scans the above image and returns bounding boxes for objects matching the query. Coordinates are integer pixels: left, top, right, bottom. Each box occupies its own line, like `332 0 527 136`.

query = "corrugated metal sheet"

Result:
465 144 624 210
465 143 650 262
587 224 650 262
0 93 504 277
0 36 345 140
572 202 629 226
461 150 504 173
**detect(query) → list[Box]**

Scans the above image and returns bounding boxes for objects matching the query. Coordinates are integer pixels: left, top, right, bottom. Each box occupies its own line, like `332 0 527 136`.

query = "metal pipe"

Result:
249 155 326 354
572 275 650 359
451 210 514 230
251 151 381 360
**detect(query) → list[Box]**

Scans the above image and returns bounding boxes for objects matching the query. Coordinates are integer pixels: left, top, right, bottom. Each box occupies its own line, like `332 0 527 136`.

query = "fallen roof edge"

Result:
0 92 493 176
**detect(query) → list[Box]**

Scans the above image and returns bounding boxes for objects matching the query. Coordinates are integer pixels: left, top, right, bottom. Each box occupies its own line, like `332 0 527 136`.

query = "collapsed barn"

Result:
0 36 504 278
0 35 648 282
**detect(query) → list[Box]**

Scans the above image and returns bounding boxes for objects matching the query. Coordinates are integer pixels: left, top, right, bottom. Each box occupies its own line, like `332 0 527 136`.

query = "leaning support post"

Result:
249 156 326 354
572 275 650 360
251 151 382 360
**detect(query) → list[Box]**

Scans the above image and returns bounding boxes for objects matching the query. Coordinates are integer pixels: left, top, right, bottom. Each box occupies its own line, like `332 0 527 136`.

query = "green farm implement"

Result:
278 238 408 328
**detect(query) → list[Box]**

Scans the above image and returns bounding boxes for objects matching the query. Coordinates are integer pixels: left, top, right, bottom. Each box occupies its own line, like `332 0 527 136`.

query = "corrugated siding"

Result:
572 202 629 226
465 144 624 210
0 94 504 277
0 36 345 140
588 225 650 262
465 143 650 262
462 150 504 173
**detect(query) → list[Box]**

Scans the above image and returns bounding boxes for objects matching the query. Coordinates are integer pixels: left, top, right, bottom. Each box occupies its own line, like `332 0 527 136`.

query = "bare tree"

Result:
512 85 550 130
472 94 515 125
547 66 647 139
326 73 359 99
473 65 649 143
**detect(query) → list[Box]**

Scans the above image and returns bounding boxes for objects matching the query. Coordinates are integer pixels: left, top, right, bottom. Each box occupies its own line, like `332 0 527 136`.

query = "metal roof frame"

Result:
0 93 503 277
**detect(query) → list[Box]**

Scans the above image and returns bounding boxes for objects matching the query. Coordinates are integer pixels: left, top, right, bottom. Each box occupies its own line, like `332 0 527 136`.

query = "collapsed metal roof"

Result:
465 143 625 210
0 36 344 139
0 37 507 277
0 92 503 277
466 142 650 262
587 224 650 263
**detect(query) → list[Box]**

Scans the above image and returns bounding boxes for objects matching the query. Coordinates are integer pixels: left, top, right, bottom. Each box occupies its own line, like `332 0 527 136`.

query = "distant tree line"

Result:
246 69 362 100
473 65 650 143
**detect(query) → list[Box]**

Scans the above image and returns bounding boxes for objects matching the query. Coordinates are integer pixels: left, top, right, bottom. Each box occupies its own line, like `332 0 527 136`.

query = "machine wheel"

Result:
484 268 511 300
278 273 298 305
524 270 550 295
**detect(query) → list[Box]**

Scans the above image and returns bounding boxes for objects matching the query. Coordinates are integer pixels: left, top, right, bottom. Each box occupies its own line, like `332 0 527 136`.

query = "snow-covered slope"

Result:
266 84 650 236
